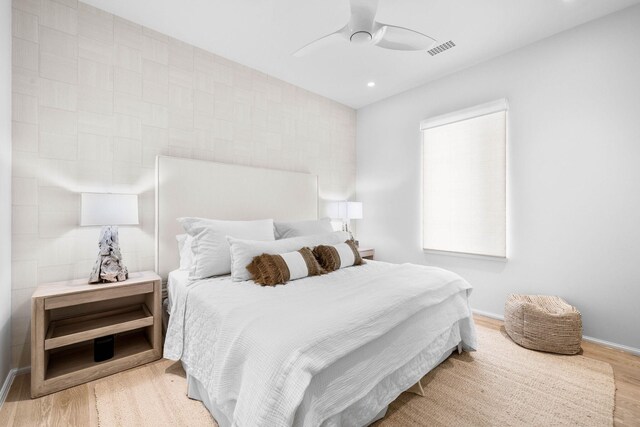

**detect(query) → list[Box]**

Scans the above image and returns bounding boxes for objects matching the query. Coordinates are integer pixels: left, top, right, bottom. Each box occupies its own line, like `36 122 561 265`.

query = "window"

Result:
421 99 507 258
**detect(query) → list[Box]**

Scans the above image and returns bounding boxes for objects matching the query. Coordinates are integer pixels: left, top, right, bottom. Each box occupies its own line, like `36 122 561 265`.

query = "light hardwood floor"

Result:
1 315 639 426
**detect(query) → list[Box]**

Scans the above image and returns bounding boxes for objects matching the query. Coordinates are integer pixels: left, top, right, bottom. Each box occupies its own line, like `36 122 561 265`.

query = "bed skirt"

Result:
185 323 465 427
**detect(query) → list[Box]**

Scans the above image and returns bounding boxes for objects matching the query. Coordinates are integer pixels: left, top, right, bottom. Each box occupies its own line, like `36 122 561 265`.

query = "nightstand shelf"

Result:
46 330 153 381
31 271 162 398
45 305 153 351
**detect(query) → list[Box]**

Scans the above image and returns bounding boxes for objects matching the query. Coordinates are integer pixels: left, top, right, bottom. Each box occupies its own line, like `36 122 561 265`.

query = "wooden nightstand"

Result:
31 271 162 398
358 247 375 260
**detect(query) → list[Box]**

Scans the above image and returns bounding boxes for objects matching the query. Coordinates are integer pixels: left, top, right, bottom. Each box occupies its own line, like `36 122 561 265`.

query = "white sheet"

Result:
164 261 477 427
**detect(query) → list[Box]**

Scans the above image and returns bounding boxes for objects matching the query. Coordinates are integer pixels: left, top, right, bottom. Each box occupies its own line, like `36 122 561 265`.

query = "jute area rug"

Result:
94 326 614 426
375 326 615 427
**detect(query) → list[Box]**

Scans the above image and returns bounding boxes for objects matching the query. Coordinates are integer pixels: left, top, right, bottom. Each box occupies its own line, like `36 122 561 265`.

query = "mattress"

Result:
165 261 476 426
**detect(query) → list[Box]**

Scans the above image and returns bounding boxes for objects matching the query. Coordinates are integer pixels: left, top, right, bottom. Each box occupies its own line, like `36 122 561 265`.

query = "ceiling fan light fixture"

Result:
292 0 437 57
350 31 372 44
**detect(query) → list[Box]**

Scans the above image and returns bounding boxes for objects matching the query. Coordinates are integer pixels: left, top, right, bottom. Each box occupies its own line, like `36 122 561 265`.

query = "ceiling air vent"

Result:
428 40 456 56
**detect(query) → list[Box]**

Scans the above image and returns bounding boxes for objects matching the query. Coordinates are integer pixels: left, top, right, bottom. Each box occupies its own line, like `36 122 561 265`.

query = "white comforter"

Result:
164 261 476 427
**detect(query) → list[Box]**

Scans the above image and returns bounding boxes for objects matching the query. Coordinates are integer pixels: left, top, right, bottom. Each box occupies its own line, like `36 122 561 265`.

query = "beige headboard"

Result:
155 156 318 280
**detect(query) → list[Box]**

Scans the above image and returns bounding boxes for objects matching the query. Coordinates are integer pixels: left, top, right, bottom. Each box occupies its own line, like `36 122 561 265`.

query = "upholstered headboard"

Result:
155 156 318 280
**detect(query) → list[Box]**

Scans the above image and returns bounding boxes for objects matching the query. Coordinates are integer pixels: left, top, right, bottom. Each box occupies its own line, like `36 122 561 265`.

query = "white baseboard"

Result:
15 366 30 375
471 308 640 356
472 308 504 321
0 369 17 408
580 336 640 357
0 366 31 409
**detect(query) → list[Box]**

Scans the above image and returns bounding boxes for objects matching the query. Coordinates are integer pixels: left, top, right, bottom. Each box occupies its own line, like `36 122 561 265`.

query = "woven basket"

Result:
504 294 582 355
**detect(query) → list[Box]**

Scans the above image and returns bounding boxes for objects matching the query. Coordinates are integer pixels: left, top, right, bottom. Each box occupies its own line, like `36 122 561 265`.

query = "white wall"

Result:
356 5 640 350
1 0 13 386
10 0 356 368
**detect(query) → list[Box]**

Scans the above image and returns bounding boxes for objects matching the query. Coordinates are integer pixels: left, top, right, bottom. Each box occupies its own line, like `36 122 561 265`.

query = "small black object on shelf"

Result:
94 335 115 362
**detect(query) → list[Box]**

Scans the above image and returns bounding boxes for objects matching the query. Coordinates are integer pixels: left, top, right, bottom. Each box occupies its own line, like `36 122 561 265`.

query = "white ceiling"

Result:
83 0 639 109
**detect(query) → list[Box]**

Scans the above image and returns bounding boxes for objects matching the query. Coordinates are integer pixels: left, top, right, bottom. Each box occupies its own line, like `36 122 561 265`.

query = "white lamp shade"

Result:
331 201 363 220
80 193 139 226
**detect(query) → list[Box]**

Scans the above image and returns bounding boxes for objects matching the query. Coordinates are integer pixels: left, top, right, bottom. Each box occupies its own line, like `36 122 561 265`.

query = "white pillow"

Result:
227 231 350 281
176 234 194 271
274 218 334 239
179 217 275 280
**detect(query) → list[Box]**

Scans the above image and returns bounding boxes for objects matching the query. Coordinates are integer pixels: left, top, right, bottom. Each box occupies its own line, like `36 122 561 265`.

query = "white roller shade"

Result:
420 98 508 131
422 100 507 258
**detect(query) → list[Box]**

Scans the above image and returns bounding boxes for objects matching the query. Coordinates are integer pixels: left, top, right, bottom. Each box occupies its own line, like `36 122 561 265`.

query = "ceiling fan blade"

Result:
348 0 380 29
292 27 348 57
373 23 436 51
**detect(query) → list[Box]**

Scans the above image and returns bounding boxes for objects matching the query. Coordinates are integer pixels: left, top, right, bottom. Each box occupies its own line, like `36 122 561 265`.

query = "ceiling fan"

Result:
293 0 437 57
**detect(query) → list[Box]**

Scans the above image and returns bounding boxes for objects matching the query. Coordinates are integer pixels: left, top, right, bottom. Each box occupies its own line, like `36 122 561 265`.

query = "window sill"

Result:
422 249 508 262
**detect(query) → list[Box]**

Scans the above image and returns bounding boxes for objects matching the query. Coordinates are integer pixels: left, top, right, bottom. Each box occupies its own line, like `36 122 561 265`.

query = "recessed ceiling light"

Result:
367 81 376 87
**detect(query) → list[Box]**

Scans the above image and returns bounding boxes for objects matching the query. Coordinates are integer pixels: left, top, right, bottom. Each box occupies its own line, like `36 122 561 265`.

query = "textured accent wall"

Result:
11 0 356 368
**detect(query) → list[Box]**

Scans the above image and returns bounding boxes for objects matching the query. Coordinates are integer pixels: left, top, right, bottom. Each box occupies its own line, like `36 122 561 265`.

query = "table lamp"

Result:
336 201 363 243
80 193 139 284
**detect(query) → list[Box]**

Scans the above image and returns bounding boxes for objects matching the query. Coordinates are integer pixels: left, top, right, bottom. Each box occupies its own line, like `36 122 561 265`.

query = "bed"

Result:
156 156 477 426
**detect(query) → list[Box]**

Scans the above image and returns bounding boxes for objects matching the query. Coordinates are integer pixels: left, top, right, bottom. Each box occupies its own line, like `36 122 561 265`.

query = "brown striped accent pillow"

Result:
246 247 326 286
313 240 364 272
